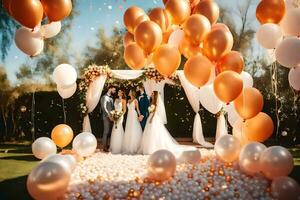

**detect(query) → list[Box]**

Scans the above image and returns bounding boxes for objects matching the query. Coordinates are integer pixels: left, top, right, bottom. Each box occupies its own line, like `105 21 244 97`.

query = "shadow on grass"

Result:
0 155 37 162
0 175 32 200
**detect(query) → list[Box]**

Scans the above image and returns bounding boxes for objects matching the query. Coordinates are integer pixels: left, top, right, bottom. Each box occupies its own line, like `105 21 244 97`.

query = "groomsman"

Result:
100 86 116 152
137 85 150 130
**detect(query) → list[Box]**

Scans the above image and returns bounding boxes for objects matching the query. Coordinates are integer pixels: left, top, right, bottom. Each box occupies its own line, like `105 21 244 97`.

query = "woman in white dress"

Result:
110 89 126 154
140 91 196 157
122 89 143 154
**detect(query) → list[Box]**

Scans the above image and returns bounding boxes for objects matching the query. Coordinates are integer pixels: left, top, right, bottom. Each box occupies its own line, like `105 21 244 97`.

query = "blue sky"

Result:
2 0 259 83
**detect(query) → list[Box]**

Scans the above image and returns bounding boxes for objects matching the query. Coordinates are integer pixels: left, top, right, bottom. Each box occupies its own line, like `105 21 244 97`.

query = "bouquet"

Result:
148 105 156 113
110 110 124 129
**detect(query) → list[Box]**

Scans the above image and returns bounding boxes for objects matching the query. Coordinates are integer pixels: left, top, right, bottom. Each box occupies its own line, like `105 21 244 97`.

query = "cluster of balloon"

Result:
29 125 98 199
29 124 74 200
2 0 72 56
256 0 300 91
122 1 273 144
214 136 299 199
53 64 78 99
239 142 299 200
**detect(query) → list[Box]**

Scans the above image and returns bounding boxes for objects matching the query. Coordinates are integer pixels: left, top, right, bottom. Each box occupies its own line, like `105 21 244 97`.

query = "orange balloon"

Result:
10 0 43 29
124 42 147 70
3 0 12 15
153 44 181 77
256 0 285 24
234 88 264 120
134 21 162 54
213 71 243 103
202 27 233 61
217 51 244 74
41 0 72 22
164 0 199 8
179 36 202 59
184 54 213 87
183 14 211 45
51 124 73 148
193 0 219 25
165 0 191 25
135 14 150 29
212 23 230 32
244 112 274 142
190 0 201 8
123 32 135 47
149 8 171 33
123 6 146 34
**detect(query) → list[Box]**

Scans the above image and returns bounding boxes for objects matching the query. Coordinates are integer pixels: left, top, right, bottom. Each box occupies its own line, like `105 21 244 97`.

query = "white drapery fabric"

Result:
178 71 213 147
83 75 107 132
111 70 143 80
215 112 228 140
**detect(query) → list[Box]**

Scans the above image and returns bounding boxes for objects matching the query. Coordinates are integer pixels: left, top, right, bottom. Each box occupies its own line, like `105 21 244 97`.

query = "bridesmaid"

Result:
110 89 126 154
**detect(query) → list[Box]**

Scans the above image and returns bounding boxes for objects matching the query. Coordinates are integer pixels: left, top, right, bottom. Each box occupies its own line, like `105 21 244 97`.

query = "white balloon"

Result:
41 21 61 38
288 67 300 91
57 83 77 99
53 64 77 87
239 142 267 175
280 8 300 37
199 85 222 114
62 154 77 171
224 103 241 127
241 71 253 88
256 23 282 49
205 66 216 85
232 119 244 140
42 154 73 174
275 37 300 68
72 132 97 157
168 29 184 48
15 27 44 56
32 137 57 160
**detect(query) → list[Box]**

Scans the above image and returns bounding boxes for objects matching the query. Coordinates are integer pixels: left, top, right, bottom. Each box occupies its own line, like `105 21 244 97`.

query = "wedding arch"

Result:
77 64 251 148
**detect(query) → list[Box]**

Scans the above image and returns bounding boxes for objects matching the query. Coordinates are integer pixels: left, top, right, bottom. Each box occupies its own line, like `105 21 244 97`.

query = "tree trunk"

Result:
31 92 36 141
1 107 8 141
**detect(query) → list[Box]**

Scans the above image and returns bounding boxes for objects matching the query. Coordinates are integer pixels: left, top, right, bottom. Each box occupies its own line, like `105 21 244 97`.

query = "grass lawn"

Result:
0 143 299 200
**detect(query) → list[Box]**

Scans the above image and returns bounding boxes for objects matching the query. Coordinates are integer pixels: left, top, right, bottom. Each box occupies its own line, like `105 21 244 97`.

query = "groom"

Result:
100 86 116 152
137 85 150 130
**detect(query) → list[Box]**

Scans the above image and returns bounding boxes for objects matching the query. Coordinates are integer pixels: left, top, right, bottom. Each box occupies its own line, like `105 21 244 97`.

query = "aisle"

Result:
64 149 273 200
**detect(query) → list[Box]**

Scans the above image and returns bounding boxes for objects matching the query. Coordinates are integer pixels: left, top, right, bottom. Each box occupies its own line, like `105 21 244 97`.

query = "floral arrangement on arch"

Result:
143 68 180 85
78 64 112 116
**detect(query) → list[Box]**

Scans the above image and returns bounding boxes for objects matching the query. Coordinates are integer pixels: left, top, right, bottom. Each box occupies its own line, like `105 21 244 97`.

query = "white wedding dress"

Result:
110 100 124 154
140 94 196 157
122 100 143 154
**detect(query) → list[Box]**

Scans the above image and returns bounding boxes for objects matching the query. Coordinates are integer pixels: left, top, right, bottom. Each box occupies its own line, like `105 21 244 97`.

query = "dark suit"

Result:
100 93 114 149
138 92 150 130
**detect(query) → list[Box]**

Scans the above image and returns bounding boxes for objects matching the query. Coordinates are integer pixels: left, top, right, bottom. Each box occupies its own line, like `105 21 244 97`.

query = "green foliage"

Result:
0 0 18 61
82 27 127 72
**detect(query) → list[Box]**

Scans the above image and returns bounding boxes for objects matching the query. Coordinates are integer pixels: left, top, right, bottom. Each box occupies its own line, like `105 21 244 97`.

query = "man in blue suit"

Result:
137 85 150 130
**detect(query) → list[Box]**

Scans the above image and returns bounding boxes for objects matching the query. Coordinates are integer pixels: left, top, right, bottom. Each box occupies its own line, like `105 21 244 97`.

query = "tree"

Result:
218 0 256 56
0 65 11 140
82 27 127 73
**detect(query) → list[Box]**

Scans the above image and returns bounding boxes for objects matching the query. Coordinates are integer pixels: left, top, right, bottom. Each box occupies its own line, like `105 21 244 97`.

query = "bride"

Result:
140 91 196 156
122 89 143 154
110 89 126 154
